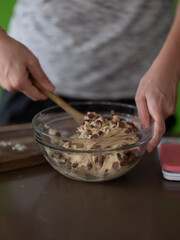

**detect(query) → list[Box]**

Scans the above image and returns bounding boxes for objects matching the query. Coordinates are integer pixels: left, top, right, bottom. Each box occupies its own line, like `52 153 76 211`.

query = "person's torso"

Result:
8 0 174 99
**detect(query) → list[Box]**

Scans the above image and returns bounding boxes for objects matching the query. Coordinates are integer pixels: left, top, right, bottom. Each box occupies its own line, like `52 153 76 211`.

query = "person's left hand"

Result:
135 62 179 152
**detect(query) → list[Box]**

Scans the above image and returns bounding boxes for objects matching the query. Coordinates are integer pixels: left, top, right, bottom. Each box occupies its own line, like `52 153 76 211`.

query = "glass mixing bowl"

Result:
32 102 154 182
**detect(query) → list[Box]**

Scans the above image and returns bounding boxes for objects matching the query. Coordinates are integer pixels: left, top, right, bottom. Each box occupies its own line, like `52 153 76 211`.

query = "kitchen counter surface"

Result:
0 149 180 240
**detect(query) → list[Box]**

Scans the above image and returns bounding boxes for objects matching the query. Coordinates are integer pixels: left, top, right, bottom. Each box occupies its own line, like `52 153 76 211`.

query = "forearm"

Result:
153 2 180 80
0 26 7 40
0 26 5 32
135 3 180 152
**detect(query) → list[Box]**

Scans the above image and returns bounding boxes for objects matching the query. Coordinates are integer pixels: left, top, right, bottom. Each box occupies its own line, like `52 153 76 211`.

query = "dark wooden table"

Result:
0 149 180 240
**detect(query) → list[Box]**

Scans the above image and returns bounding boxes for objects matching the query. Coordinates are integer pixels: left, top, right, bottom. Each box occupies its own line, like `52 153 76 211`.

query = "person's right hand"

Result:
0 29 55 100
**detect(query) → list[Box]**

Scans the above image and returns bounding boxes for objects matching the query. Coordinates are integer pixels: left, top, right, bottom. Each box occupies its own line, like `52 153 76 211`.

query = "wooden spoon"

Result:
30 76 84 124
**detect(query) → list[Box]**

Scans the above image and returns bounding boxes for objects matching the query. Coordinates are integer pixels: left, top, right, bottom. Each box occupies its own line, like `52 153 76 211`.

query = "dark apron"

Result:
0 90 174 130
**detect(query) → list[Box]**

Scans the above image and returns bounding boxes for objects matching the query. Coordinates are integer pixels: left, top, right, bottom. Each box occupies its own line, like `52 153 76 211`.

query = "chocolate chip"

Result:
112 162 119 171
124 150 132 156
93 145 101 149
122 150 138 165
120 160 128 166
117 153 122 160
129 127 134 132
125 129 131 134
98 131 103 136
55 132 61 136
91 134 98 139
127 122 138 132
88 113 96 119
98 155 104 166
123 155 128 161
72 162 79 168
95 154 104 166
105 145 111 149
133 126 138 132
128 155 136 164
119 121 125 128
87 162 93 170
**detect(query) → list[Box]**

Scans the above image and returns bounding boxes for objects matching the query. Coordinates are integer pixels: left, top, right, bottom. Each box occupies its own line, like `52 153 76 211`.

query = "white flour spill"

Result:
0 141 27 152
0 141 12 147
12 144 27 151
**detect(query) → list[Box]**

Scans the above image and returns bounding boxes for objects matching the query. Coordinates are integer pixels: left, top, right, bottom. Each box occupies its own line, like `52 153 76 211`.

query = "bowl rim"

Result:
32 101 154 152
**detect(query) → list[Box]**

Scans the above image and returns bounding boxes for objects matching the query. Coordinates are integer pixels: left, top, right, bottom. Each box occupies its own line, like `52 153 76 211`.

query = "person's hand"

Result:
135 61 179 152
0 29 55 100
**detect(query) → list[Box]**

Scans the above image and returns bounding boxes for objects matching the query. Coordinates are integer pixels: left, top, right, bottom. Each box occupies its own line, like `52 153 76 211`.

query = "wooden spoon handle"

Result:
31 76 84 124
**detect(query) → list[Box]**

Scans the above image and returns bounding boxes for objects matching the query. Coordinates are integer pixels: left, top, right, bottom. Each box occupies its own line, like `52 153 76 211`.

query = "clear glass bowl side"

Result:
40 145 143 182
32 102 154 182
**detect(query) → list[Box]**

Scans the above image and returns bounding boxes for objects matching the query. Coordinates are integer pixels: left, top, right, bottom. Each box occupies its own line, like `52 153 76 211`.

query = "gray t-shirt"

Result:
8 0 173 100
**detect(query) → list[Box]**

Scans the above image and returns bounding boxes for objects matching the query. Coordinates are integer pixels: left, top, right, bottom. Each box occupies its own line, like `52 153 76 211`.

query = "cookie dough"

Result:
45 110 140 181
